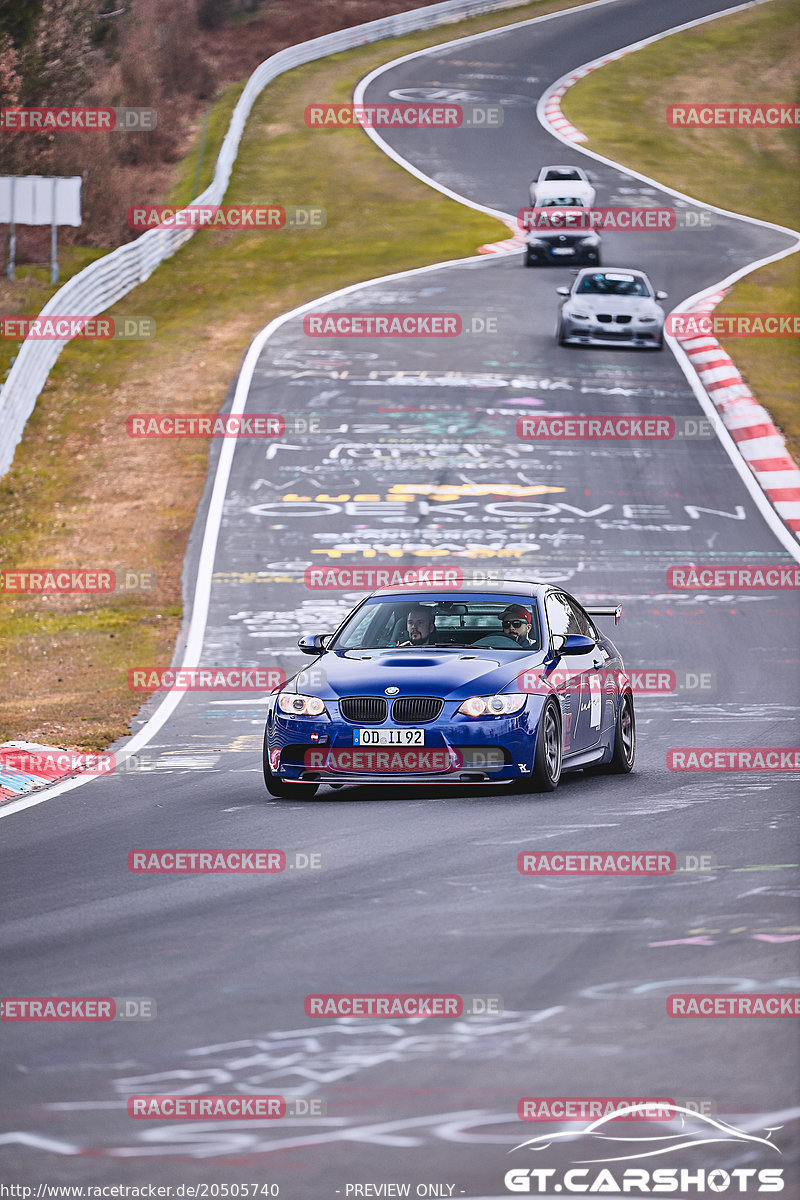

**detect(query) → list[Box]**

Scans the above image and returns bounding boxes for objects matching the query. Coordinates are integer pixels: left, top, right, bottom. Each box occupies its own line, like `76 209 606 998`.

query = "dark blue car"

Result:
262 582 635 797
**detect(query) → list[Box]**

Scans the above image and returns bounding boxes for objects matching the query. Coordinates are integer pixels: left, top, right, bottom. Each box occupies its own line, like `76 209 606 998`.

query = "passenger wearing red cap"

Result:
500 603 535 648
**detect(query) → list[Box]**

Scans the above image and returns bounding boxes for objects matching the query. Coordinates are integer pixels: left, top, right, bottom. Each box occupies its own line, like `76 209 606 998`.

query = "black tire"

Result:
556 319 568 346
654 331 664 350
604 691 635 773
262 728 319 798
519 698 562 792
524 253 535 267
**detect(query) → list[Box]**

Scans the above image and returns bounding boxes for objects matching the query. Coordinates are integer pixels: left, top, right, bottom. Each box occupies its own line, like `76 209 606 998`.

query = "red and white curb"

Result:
0 741 112 803
478 220 526 255
674 292 800 536
537 13 800 546
541 48 637 144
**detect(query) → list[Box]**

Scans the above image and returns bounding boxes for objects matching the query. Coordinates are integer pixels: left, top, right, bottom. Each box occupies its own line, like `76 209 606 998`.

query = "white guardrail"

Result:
0 0 525 477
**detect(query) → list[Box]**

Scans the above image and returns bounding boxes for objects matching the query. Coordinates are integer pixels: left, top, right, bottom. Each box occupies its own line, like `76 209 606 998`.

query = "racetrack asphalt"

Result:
1 0 798 1191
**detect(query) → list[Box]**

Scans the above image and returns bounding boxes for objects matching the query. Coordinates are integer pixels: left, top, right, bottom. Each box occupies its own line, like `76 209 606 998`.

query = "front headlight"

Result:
457 694 527 717
566 308 590 320
638 315 657 323
578 234 599 245
278 692 327 717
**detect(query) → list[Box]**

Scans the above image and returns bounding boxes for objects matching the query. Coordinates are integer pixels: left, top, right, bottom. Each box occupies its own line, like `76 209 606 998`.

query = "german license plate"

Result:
354 728 425 746
551 247 574 255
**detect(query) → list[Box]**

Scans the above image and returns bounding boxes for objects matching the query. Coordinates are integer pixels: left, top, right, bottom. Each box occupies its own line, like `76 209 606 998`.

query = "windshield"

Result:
538 195 585 207
331 594 543 652
576 272 650 296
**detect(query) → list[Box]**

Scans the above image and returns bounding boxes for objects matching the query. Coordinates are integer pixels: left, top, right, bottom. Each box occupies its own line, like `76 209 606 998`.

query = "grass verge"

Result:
561 0 800 461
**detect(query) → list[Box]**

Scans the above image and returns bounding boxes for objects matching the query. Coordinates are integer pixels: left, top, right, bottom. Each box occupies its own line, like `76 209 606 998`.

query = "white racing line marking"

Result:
3 0 796 821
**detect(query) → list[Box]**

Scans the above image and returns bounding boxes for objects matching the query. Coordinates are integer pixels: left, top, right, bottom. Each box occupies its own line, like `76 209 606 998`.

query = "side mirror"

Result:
556 286 570 296
297 633 329 655
656 290 668 299
557 633 596 656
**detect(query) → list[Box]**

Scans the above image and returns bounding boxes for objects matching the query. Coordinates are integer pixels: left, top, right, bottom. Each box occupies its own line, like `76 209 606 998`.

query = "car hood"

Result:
566 294 661 315
288 648 549 701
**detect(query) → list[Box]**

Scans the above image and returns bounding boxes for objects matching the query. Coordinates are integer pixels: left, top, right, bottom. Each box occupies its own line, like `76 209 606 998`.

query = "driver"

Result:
398 605 436 647
500 603 535 648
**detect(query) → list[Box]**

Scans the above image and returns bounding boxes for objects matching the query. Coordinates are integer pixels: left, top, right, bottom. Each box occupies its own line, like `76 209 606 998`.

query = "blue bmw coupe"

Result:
262 582 634 797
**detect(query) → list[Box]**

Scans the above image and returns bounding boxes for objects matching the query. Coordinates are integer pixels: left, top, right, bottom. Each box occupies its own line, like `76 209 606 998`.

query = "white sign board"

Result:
0 176 82 226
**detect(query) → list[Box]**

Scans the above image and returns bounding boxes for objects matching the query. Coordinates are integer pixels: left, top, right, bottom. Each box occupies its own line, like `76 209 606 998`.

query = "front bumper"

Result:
265 700 545 786
560 315 663 346
526 239 599 265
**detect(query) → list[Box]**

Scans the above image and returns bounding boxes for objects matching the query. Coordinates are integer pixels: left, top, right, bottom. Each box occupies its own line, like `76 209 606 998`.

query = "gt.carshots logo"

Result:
503 1167 784 1193
505 1104 785 1193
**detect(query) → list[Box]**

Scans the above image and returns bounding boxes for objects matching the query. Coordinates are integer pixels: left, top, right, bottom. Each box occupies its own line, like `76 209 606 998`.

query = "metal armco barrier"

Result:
0 0 524 478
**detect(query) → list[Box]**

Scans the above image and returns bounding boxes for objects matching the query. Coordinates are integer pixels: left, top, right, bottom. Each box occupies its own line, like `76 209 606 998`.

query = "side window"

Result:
565 597 597 640
545 592 580 642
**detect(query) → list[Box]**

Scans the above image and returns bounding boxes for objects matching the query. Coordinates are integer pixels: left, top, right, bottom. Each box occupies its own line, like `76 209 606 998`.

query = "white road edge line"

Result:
357 0 800 558
0 250 497 821
533 0 800 560
0 0 629 821
4 0 795 819
352 0 628 228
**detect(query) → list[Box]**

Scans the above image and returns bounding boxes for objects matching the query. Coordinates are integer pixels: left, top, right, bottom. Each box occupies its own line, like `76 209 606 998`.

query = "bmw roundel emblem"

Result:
385 686 399 695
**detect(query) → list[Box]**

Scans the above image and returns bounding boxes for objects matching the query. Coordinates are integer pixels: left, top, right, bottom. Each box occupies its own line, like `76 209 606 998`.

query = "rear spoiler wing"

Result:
585 604 622 625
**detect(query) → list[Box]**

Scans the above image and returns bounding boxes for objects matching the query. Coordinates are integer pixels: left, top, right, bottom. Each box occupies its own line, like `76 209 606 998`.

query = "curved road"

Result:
1 0 798 1193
